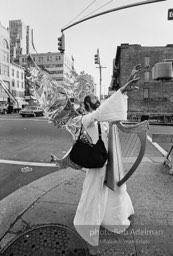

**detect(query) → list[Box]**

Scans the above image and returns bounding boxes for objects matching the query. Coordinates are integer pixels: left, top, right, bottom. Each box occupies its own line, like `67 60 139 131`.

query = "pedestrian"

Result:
73 65 141 255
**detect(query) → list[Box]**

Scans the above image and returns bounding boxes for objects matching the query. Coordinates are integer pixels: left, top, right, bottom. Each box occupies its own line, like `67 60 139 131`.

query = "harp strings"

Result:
118 128 140 175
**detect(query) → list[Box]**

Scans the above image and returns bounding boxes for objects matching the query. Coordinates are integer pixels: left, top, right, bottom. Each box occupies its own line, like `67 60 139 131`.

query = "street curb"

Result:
147 135 168 156
0 136 167 252
0 168 82 244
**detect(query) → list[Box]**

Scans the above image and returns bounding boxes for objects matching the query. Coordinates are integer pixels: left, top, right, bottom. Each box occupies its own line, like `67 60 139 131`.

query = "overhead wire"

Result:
64 0 97 27
79 0 115 20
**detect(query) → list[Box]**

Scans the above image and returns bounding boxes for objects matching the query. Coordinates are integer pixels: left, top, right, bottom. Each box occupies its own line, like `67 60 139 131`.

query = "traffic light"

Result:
94 49 100 64
94 54 99 64
58 33 65 54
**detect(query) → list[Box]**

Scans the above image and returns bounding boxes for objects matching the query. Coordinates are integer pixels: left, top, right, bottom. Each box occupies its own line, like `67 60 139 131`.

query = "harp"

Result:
104 120 149 191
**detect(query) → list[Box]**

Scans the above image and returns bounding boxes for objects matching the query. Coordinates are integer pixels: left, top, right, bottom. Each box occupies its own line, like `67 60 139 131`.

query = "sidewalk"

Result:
0 141 173 255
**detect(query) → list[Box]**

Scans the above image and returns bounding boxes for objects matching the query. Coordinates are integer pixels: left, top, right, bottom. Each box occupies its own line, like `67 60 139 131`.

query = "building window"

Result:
17 70 19 78
144 57 150 67
12 80 15 87
55 64 63 67
48 70 63 74
1 65 9 76
144 71 150 82
12 90 16 96
21 91 24 97
55 56 61 61
2 39 9 49
2 51 9 62
17 81 19 88
21 81 24 88
143 88 149 99
21 72 24 79
12 69 14 76
56 78 63 81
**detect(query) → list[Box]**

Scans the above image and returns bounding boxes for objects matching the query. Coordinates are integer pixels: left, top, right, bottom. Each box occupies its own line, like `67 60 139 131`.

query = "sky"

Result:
0 0 173 96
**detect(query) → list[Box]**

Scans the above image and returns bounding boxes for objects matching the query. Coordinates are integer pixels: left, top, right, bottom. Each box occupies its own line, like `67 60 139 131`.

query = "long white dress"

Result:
73 89 134 246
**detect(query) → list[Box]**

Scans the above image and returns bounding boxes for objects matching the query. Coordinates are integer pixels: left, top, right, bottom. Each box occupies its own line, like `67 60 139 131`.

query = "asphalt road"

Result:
0 164 59 200
0 114 73 200
0 114 73 162
0 114 173 200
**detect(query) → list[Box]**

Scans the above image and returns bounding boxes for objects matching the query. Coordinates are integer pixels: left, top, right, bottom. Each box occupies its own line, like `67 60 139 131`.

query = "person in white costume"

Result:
73 65 141 254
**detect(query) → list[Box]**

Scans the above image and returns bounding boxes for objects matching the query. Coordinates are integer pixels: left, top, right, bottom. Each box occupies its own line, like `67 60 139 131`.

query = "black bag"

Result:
70 122 108 168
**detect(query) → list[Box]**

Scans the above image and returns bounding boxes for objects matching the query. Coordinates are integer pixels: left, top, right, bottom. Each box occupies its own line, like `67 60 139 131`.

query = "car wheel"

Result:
21 114 25 117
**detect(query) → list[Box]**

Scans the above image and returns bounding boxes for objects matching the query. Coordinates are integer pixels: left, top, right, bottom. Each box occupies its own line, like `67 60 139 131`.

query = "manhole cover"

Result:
1 224 89 256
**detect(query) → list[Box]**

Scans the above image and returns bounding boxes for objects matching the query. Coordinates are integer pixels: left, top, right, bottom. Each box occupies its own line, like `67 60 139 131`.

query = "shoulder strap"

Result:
77 124 83 140
78 121 102 141
97 122 102 140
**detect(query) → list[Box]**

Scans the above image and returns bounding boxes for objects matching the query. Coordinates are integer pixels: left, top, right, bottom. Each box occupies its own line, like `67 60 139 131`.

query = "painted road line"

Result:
0 118 47 121
0 136 167 167
0 159 56 167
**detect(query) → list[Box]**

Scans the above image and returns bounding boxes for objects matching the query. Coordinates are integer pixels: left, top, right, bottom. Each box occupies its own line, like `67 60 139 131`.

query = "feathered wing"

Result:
25 54 94 168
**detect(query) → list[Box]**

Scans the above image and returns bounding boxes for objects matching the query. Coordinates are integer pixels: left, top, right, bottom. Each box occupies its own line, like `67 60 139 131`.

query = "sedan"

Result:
19 106 44 117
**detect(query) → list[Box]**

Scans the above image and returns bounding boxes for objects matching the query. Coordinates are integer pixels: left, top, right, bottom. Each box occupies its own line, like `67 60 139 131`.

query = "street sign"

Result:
168 9 173 20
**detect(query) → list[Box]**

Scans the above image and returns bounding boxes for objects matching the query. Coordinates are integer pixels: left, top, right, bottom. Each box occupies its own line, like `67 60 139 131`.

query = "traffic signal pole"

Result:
97 65 106 100
61 0 166 32
95 49 106 100
59 0 166 54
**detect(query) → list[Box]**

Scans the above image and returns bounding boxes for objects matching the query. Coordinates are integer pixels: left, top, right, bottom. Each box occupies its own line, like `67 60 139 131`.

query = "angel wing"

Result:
25 54 94 140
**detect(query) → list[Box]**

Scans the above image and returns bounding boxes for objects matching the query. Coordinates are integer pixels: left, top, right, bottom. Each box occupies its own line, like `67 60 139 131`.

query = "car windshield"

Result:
25 107 38 110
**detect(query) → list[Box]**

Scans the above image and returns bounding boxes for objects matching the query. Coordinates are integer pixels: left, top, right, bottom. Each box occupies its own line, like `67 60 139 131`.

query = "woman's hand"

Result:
120 77 140 94
128 64 141 81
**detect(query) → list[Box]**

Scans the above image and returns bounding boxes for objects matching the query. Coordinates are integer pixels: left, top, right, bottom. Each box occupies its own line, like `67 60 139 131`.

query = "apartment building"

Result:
0 21 10 112
19 52 75 85
109 44 173 122
10 62 27 111
9 19 34 63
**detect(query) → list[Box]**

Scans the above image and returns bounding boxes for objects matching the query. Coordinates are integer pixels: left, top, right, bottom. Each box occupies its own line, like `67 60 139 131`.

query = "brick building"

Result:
109 44 173 123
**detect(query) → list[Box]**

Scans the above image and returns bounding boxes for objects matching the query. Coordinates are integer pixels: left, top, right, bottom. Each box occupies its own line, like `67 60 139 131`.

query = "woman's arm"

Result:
120 64 141 94
83 65 141 127
120 77 140 94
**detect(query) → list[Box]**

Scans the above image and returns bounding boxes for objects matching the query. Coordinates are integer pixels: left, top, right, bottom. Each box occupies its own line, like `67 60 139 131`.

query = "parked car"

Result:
0 103 8 114
19 106 44 117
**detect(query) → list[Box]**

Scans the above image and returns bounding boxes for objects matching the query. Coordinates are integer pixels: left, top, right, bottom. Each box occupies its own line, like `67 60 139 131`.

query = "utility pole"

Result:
94 49 106 100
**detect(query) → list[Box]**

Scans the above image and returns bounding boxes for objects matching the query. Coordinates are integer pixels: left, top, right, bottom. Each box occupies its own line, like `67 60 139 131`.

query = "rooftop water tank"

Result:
153 62 173 80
